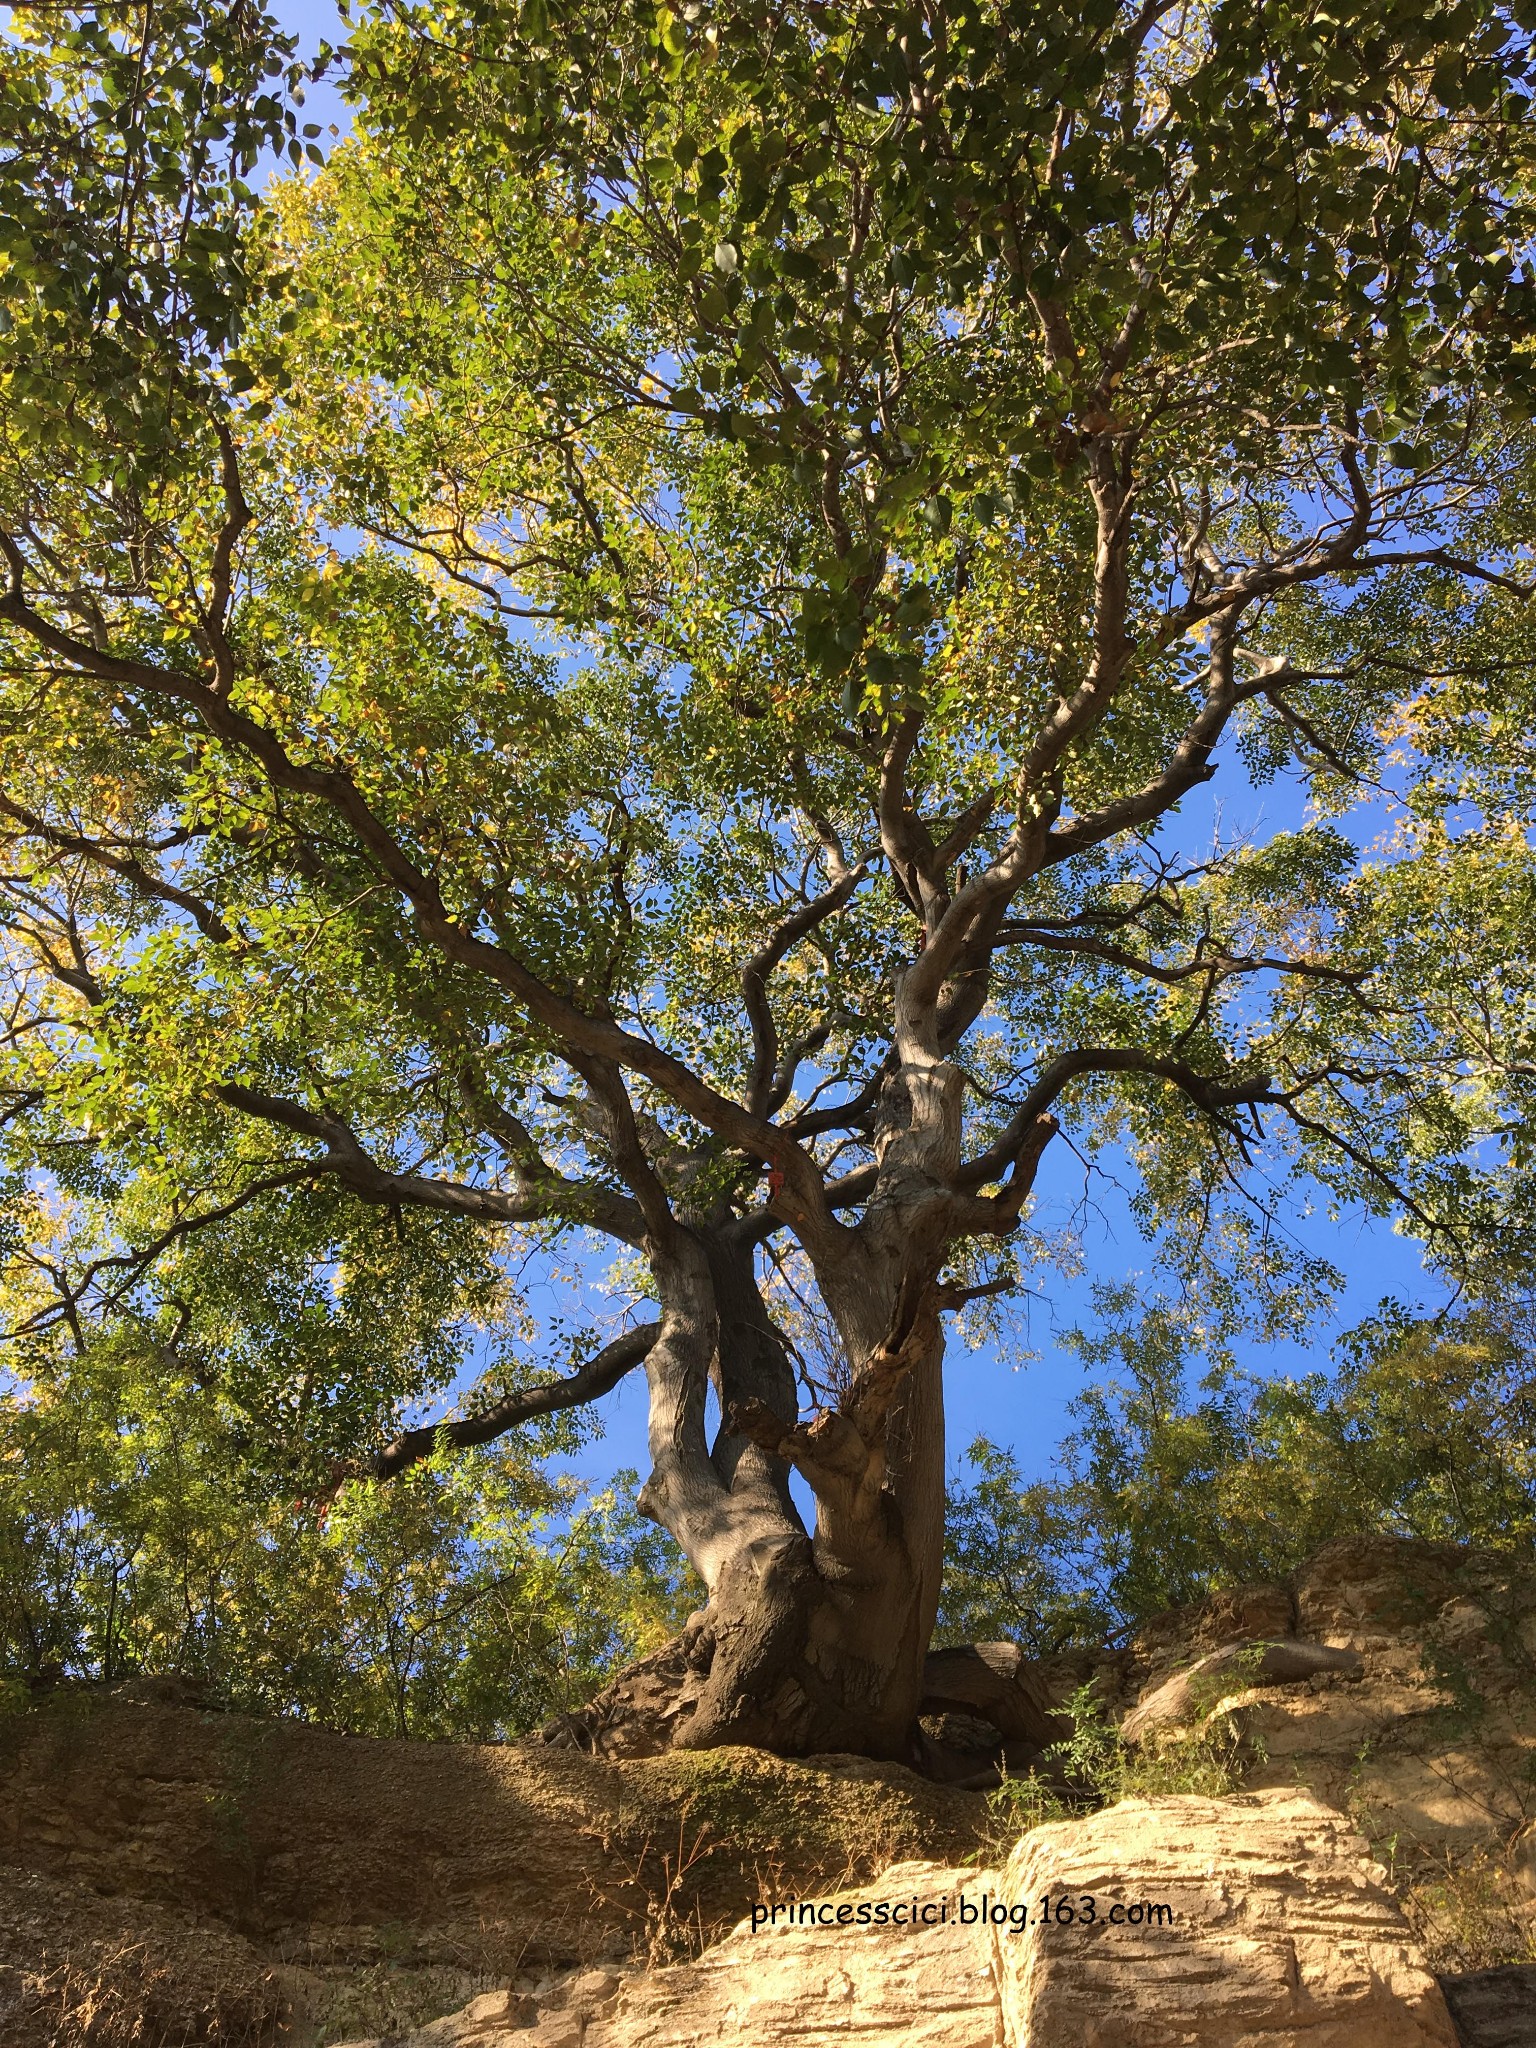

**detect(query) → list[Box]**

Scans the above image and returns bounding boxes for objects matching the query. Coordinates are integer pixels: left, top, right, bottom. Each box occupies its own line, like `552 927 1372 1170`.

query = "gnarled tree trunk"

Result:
547 1049 974 1764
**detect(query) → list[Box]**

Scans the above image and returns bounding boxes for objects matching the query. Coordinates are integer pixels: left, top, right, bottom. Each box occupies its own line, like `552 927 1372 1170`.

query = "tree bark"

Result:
544 1198 950 1762
551 1046 971 1763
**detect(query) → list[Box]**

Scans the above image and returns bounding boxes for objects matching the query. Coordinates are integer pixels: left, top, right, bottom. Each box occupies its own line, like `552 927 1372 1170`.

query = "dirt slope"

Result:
0 1690 983 1975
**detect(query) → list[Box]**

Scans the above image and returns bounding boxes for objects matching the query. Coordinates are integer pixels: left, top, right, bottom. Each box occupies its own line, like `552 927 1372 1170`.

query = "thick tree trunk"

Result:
545 1474 937 1762
677 1325 939 1764
549 1055 968 1764
612 1225 945 1761
521 1020 987 1766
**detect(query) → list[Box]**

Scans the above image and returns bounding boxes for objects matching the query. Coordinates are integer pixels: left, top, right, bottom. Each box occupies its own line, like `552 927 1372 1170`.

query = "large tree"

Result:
3 0 1536 1759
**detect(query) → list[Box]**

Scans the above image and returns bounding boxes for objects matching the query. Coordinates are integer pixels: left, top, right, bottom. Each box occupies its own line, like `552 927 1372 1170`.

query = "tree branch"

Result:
740 861 867 1116
370 1321 660 1478
0 791 238 946
1040 613 1260 864
216 1081 647 1244
204 418 251 684
0 541 850 1259
994 923 1373 995
959 1046 1275 1189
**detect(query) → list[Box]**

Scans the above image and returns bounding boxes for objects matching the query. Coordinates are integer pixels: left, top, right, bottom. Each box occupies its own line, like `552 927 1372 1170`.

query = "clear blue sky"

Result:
264 0 1452 1497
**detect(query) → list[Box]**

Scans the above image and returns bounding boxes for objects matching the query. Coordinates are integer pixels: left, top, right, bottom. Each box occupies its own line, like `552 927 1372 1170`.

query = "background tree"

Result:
2 0 1536 1758
0 1175 697 1729
940 1290 1536 1650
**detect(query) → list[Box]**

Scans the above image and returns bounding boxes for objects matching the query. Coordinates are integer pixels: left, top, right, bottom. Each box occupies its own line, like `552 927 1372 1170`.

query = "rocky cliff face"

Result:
0 1698 983 2047
0 1693 982 1963
1082 1535 1536 1985
2 1535 1534 2045
999 1789 1457 2048
333 1789 1465 2048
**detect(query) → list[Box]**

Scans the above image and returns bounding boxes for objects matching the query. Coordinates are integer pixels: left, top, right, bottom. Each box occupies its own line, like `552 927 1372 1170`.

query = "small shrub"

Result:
978 1770 1072 1859
1051 1679 1249 1806
1399 1846 1536 1976
977 1679 1251 1862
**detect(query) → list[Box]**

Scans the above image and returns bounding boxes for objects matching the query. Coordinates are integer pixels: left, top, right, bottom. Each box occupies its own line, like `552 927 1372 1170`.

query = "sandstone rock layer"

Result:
335 1862 1004 2048
0 1694 982 1968
1121 1640 1363 1745
995 1787 1458 2046
581 1861 1001 2048
344 1788 1464 2048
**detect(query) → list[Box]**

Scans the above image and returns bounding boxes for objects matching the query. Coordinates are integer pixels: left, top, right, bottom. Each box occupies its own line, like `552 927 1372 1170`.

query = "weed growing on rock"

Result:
978 1772 1073 1860
978 1678 1251 1861
283 1962 505 2048
34 1938 280 2048
581 1809 720 1967
1053 1681 1250 1804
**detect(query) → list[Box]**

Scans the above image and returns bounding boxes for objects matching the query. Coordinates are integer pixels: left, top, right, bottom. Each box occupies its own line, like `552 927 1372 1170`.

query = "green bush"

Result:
979 1678 1247 1860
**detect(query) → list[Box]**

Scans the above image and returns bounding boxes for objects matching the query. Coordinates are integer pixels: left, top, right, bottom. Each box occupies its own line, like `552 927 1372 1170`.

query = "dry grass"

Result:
25 1942 280 2048
0 1869 285 2048
1396 1844 1536 1977
280 1962 508 2048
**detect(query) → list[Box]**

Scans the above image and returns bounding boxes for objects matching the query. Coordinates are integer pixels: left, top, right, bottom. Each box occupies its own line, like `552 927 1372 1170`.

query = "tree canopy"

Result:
2 0 1536 1752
